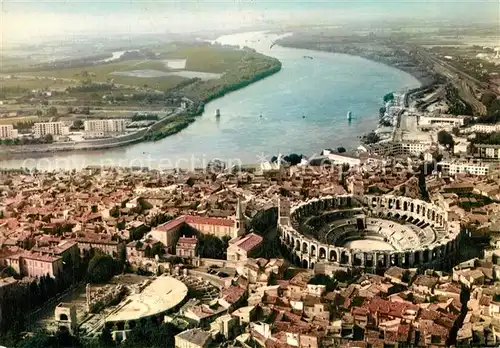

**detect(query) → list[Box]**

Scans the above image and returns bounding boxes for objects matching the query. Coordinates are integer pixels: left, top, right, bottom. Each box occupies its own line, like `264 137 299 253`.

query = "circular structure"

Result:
277 195 462 271
105 276 188 325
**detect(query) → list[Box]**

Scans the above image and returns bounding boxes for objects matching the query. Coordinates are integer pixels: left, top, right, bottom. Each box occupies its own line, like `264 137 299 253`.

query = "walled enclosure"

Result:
277 194 462 272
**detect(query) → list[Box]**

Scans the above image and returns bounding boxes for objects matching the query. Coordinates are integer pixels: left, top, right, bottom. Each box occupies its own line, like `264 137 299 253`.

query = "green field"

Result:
161 45 256 73
0 116 39 125
5 44 281 100
0 77 74 91
18 59 169 80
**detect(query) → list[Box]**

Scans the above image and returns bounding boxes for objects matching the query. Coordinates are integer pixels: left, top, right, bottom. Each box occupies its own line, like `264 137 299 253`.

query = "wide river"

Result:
0 31 420 171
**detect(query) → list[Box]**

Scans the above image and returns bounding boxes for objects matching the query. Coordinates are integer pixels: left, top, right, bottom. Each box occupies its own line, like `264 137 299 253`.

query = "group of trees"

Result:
0 252 89 342
477 92 500 124
270 153 303 166
308 274 338 292
144 117 196 142
383 92 394 103
86 253 122 284
0 134 53 146
149 213 174 228
445 85 473 116
471 132 500 145
250 208 277 235
67 83 114 93
13 120 35 133
15 319 180 348
196 234 231 259
131 113 159 122
362 131 380 144
437 130 455 148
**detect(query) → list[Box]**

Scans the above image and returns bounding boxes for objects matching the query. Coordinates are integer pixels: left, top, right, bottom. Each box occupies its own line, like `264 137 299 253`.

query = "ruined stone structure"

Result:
277 195 462 272
55 303 77 334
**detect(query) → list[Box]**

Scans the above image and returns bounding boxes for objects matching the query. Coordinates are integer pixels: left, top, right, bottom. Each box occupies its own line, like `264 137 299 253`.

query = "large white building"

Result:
464 124 500 134
438 161 490 176
472 144 500 161
419 115 466 127
84 119 127 138
33 122 69 137
369 141 432 157
0 125 18 139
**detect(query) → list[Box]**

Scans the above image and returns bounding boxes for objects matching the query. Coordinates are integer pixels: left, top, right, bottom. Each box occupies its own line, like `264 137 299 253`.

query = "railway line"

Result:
415 49 489 116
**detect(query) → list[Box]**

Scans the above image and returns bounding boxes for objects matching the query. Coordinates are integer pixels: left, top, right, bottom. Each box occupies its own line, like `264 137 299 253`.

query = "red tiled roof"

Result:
365 297 418 318
178 236 198 245
185 215 234 227
154 217 186 232
234 233 263 252
154 214 234 232
220 285 245 304
22 251 61 263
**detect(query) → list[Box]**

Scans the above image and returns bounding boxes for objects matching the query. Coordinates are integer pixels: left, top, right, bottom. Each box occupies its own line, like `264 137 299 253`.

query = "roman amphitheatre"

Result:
277 194 463 272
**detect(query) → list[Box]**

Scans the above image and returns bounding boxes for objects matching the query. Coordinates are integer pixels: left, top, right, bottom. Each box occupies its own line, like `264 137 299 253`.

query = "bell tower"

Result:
234 197 246 238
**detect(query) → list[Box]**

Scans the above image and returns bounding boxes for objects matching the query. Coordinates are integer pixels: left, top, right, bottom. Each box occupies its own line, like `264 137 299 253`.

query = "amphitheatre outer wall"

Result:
277 194 463 272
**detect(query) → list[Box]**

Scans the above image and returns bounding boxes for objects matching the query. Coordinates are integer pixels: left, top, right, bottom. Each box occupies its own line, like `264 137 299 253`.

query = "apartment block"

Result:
84 119 127 138
438 161 490 176
33 122 69 137
0 124 18 139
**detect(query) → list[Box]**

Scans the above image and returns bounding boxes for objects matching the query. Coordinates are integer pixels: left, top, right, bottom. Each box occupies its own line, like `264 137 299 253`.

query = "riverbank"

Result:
0 31 421 170
275 33 436 86
0 59 282 154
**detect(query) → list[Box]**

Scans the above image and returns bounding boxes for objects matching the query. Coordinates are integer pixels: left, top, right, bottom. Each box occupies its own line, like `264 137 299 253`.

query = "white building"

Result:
472 144 500 161
465 124 500 134
438 161 490 176
33 122 69 137
453 138 470 155
419 115 466 127
323 150 361 166
0 125 18 139
84 119 127 138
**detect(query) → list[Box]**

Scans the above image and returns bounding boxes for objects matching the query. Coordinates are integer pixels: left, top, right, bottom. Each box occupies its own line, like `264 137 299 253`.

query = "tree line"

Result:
0 135 53 146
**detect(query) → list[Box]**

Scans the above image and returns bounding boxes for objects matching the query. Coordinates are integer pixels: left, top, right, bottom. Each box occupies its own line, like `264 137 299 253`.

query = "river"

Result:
0 31 420 171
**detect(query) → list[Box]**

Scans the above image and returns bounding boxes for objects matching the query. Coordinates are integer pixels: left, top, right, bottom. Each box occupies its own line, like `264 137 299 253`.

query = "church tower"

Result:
234 197 246 238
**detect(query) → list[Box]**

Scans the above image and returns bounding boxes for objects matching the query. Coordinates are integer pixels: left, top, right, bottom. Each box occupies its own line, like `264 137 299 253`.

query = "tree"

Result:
99 326 114 347
43 134 53 144
144 245 152 258
151 243 164 258
437 130 454 148
250 208 277 234
283 153 302 166
481 91 497 109
379 106 386 117
72 119 84 129
110 206 120 218
47 106 58 117
383 92 394 103
362 131 380 144
197 234 226 259
116 220 126 231
87 254 116 283
451 127 460 136
308 274 337 292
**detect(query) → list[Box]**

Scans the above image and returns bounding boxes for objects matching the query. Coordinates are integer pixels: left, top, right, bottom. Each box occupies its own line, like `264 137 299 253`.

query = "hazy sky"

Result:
1 0 499 45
